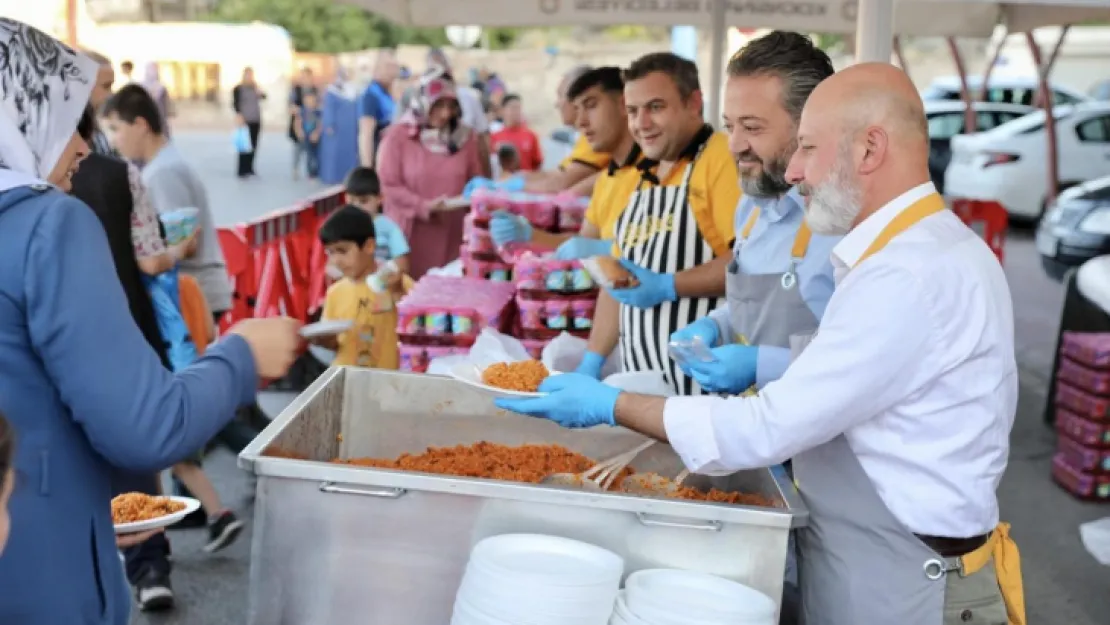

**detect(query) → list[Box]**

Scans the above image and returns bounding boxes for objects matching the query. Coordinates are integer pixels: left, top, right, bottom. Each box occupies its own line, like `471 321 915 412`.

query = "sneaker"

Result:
170 507 206 530
135 571 175 612
204 511 245 553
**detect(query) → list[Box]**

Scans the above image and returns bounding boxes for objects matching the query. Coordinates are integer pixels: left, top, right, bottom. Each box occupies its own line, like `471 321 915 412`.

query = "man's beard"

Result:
798 144 863 236
738 140 795 198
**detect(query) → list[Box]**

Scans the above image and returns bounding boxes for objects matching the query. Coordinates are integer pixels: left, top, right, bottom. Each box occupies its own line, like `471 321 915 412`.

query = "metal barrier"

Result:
217 186 346 333
951 198 1009 264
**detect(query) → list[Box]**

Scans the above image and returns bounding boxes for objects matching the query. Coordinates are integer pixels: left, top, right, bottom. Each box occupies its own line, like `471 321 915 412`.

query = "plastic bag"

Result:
603 371 674 396
1079 516 1110 566
233 126 252 153
427 258 464 277
144 269 198 372
668 335 716 367
541 332 621 377
427 328 529 376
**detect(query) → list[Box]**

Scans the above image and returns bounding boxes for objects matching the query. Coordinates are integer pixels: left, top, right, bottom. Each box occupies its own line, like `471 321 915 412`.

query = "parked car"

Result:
1037 176 1110 280
1089 79 1110 101
921 75 1088 107
925 101 1034 193
944 102 1110 221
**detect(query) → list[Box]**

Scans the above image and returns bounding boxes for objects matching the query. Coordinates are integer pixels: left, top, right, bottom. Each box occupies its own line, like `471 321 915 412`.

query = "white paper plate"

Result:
443 196 472 210
469 534 625 587
113 496 202 534
448 362 557 398
307 344 336 365
299 319 354 338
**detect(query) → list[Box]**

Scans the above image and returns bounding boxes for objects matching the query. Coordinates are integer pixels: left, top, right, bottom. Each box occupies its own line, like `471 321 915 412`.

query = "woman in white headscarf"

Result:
0 18 300 624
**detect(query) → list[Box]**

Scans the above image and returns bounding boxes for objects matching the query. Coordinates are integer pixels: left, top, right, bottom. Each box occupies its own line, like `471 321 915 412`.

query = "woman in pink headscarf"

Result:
141 62 173 136
377 68 482 279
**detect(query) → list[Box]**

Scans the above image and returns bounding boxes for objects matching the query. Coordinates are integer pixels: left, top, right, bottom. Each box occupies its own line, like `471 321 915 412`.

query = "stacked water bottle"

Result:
1051 332 1110 500
460 189 587 282
395 275 516 373
514 253 598 359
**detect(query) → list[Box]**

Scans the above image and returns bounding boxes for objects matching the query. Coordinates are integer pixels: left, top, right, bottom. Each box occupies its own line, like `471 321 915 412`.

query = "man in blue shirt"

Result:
358 49 400 168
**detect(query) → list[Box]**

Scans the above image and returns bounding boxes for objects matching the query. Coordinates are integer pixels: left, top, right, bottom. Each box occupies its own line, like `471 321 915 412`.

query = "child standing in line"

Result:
495 143 522 181
295 91 323 180
343 167 411 276
313 205 413 368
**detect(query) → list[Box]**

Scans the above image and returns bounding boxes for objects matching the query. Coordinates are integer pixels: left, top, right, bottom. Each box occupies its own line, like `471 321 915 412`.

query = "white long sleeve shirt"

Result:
664 183 1017 538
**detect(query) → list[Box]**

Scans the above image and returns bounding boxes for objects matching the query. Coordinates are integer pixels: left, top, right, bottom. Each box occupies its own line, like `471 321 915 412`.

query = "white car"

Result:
921 75 1088 107
944 102 1110 220
925 101 1034 193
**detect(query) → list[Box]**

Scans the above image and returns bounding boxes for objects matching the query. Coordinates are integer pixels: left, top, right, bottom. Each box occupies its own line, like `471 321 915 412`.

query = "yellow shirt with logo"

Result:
323 275 414 368
584 150 645 240
560 135 611 172
613 131 739 258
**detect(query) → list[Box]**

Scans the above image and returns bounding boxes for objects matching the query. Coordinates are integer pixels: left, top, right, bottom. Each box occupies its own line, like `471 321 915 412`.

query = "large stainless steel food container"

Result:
239 367 807 625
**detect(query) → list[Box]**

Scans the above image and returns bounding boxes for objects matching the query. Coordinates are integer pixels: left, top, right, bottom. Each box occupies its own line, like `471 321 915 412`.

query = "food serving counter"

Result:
239 367 808 625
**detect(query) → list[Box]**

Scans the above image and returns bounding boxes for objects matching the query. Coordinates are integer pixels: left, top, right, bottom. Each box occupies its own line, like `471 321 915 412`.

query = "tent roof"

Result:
340 0 1110 38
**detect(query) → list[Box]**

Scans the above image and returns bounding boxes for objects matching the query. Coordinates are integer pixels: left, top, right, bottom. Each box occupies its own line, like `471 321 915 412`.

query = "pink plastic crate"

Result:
1058 358 1110 396
1056 435 1110 473
1055 381 1110 420
1061 332 1110 369
1052 453 1110 500
1055 405 1110 448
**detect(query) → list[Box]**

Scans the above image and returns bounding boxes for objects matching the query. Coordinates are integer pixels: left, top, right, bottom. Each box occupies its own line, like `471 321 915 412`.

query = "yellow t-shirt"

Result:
560 135 611 172
323 275 414 368
584 147 645 240
614 130 739 257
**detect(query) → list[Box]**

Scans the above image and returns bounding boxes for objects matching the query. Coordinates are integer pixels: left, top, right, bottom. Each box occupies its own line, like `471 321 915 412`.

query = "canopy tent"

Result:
338 0 1110 122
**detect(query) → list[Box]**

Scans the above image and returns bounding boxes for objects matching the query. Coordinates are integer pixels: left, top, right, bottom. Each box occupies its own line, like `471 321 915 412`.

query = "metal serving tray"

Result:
239 367 807 625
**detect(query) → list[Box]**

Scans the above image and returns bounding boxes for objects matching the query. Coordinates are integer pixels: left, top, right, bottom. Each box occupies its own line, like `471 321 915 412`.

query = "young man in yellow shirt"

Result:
314 205 411 368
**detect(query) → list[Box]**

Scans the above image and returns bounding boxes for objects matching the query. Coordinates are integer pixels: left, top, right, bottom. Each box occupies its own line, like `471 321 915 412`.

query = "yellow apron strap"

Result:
960 522 1025 625
740 207 761 240
790 221 812 259
856 193 946 266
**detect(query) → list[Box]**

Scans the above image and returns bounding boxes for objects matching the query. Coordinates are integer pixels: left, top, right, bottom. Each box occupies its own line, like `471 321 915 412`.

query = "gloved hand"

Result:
463 177 496 199
608 259 677 309
686 344 759 394
554 236 614 260
495 373 620 428
669 318 722 377
489 210 533 246
495 174 526 193
575 351 606 379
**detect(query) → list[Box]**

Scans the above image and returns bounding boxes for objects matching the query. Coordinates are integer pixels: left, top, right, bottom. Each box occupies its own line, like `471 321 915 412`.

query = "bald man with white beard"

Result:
496 63 1025 625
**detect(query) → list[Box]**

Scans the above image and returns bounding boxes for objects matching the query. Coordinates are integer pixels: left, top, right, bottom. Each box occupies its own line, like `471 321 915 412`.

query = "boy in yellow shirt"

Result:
313 205 412 368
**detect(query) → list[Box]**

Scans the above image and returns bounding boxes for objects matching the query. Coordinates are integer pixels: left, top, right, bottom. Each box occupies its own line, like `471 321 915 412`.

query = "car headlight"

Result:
1079 208 1110 234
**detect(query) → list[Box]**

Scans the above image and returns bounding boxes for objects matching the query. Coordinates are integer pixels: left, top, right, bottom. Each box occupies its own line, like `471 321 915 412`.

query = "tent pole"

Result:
855 0 895 63
892 36 909 73
979 29 1007 100
945 37 977 133
1026 30 1060 209
706 0 728 127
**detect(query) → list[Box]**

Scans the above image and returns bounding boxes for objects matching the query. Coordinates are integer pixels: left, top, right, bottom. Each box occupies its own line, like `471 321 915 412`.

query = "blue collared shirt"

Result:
709 188 839 386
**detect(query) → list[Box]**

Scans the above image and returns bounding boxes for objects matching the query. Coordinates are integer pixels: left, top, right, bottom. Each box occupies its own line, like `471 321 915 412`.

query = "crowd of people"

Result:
0 16 1025 625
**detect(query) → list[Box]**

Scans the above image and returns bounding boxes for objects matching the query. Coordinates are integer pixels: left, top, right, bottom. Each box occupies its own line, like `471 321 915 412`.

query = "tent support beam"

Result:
706 0 727 127
979 30 1007 100
855 0 895 62
892 36 909 73
1026 28 1069 209
945 37 977 134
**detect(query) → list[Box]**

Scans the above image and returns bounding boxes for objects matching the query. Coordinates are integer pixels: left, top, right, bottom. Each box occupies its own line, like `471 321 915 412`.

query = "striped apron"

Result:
612 142 723 396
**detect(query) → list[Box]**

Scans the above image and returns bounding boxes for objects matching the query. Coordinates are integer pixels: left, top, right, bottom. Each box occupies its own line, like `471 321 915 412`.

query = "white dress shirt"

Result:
664 182 1017 538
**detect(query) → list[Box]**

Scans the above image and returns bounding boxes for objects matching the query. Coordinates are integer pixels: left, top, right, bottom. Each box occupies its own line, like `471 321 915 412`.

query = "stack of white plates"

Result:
452 534 625 625
612 569 777 625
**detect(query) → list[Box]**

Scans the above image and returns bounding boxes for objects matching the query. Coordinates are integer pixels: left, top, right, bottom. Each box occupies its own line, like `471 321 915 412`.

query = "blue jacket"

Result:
0 186 258 624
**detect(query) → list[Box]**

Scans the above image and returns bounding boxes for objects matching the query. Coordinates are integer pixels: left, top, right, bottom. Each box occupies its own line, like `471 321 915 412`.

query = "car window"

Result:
1076 116 1110 143
1054 91 1083 106
927 112 964 139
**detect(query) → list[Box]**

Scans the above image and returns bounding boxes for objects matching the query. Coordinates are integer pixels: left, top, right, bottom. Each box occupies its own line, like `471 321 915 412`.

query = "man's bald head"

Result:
786 63 932 235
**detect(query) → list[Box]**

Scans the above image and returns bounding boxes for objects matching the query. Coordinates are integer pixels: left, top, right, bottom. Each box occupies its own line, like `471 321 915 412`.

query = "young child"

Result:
316 205 413 368
496 143 522 180
0 412 12 555
295 91 323 180
343 167 411 276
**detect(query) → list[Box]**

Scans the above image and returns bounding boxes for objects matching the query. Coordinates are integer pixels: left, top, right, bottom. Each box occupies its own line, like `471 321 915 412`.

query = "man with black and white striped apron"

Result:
573 53 738 396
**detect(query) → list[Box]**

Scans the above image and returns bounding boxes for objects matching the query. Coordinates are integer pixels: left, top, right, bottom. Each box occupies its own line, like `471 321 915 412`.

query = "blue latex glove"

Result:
489 210 533 246
463 177 496 199
608 259 677 309
686 344 759 394
495 373 620 429
575 351 605 379
669 318 722 378
495 174 526 193
554 236 614 260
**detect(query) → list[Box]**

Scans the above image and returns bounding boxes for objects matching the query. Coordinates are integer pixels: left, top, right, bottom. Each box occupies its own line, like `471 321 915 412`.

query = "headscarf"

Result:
142 61 166 101
0 18 98 192
327 66 357 101
397 67 470 155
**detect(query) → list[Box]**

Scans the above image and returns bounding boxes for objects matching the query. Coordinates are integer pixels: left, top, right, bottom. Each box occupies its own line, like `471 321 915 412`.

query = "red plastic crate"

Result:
1061 331 1110 369
1054 406 1110 448
1056 435 1110 473
1055 382 1110 421
1052 453 1110 500
1058 358 1110 396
